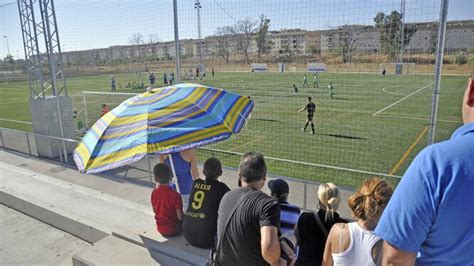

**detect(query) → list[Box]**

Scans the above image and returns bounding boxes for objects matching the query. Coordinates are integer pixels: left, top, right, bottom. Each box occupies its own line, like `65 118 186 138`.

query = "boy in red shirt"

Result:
151 163 183 236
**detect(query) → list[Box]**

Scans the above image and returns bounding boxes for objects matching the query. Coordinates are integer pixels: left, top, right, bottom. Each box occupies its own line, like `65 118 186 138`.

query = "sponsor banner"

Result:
307 63 327 73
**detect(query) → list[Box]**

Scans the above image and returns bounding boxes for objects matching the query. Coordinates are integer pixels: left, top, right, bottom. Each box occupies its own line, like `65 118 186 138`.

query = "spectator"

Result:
268 178 301 234
163 73 168 85
183 158 230 249
169 72 175 85
295 183 347 266
212 67 215 77
110 75 116 92
216 152 282 265
149 72 156 86
151 163 183 237
375 78 474 265
100 104 110 117
322 178 393 266
159 149 199 207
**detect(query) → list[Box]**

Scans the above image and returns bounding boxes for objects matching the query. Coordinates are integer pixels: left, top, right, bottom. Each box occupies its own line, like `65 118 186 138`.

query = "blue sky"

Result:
0 0 472 59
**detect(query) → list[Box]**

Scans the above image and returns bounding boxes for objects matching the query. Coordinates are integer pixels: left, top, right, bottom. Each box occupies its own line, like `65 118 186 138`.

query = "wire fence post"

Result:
173 0 181 83
0 130 4 149
303 181 308 209
57 143 63 163
83 92 89 128
147 154 153 183
26 132 32 156
428 0 449 145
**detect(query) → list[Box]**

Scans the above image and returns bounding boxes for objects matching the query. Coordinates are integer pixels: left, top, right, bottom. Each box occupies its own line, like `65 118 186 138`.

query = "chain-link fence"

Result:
1 0 472 188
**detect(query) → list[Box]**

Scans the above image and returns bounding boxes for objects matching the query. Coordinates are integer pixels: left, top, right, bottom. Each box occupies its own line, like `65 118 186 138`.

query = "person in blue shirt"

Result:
268 178 301 234
159 149 200 208
375 78 474 265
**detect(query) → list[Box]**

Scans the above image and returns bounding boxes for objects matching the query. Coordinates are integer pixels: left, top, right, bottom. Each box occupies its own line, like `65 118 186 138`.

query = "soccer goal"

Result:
379 63 417 75
251 63 268 72
75 91 139 128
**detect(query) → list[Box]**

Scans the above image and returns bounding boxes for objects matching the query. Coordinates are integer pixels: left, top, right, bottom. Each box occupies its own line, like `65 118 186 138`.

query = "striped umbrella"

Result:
73 83 253 174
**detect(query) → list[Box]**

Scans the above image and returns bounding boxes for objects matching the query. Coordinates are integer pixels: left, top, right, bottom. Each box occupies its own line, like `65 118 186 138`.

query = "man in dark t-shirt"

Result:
216 152 282 266
299 97 316 134
183 158 230 248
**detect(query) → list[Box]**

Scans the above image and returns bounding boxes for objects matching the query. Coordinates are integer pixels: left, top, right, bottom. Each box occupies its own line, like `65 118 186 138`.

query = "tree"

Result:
339 29 358 63
212 26 235 64
308 45 319 54
374 11 417 61
129 33 144 58
234 19 257 64
147 34 160 44
256 14 271 60
3 54 14 70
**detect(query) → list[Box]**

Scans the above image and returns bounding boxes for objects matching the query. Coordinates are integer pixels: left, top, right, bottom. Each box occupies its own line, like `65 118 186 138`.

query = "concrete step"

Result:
0 162 209 265
72 235 189 266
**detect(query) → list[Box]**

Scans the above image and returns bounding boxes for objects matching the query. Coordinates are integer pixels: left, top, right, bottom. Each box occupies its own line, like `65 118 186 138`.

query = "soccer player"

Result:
313 73 319 88
303 75 309 88
293 84 298 95
328 83 335 99
299 97 316 134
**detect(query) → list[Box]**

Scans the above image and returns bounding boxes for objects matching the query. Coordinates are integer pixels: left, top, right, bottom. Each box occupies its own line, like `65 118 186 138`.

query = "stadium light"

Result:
194 0 202 64
3 35 10 56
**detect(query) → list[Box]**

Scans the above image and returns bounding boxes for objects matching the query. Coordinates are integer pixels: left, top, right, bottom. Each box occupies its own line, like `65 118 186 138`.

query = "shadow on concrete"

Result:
138 234 209 265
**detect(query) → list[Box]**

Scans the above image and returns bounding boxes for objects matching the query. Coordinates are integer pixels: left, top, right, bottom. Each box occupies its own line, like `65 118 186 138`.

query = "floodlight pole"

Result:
428 0 449 145
173 0 181 83
3 36 11 56
399 0 405 63
195 0 202 64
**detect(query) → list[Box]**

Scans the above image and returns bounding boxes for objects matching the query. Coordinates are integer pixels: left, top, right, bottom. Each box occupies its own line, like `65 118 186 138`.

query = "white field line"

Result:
376 114 462 124
0 118 32 125
0 99 29 105
382 87 405 96
372 82 433 116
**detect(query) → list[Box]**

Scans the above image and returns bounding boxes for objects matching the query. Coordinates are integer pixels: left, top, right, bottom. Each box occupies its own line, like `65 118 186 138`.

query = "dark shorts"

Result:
307 115 314 121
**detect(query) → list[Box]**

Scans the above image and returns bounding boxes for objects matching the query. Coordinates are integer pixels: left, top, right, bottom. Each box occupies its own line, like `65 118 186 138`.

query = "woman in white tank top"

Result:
322 178 393 266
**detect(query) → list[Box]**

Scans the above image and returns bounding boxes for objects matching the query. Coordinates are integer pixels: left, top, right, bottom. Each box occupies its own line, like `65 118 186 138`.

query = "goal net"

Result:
379 63 417 75
74 91 138 129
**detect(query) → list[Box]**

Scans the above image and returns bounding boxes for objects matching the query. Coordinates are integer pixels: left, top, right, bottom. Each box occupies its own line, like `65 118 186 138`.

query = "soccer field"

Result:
0 71 467 187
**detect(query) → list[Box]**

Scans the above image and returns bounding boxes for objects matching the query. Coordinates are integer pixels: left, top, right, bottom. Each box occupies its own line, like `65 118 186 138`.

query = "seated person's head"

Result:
154 163 173 185
318 182 340 212
348 178 393 222
268 178 289 201
203 157 223 181
239 152 267 187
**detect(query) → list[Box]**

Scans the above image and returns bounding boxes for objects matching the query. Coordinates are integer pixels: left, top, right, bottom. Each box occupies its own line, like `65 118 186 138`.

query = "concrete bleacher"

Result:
0 152 208 265
0 149 355 265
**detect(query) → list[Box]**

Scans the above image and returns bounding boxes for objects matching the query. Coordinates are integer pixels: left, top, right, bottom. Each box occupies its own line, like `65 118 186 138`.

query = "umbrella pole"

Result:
168 154 180 194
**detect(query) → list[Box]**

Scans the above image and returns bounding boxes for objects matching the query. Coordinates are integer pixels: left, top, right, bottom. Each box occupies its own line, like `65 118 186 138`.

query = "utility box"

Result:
30 96 76 159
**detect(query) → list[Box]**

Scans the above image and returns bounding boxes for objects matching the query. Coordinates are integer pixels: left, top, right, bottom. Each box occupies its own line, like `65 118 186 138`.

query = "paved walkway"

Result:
0 204 91 266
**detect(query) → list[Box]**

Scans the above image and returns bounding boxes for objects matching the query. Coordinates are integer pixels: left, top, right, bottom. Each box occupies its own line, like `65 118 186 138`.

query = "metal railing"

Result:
0 127 354 210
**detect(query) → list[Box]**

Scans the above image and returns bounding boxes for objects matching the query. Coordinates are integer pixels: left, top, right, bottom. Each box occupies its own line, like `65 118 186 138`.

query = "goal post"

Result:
77 91 138 128
379 63 417 75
